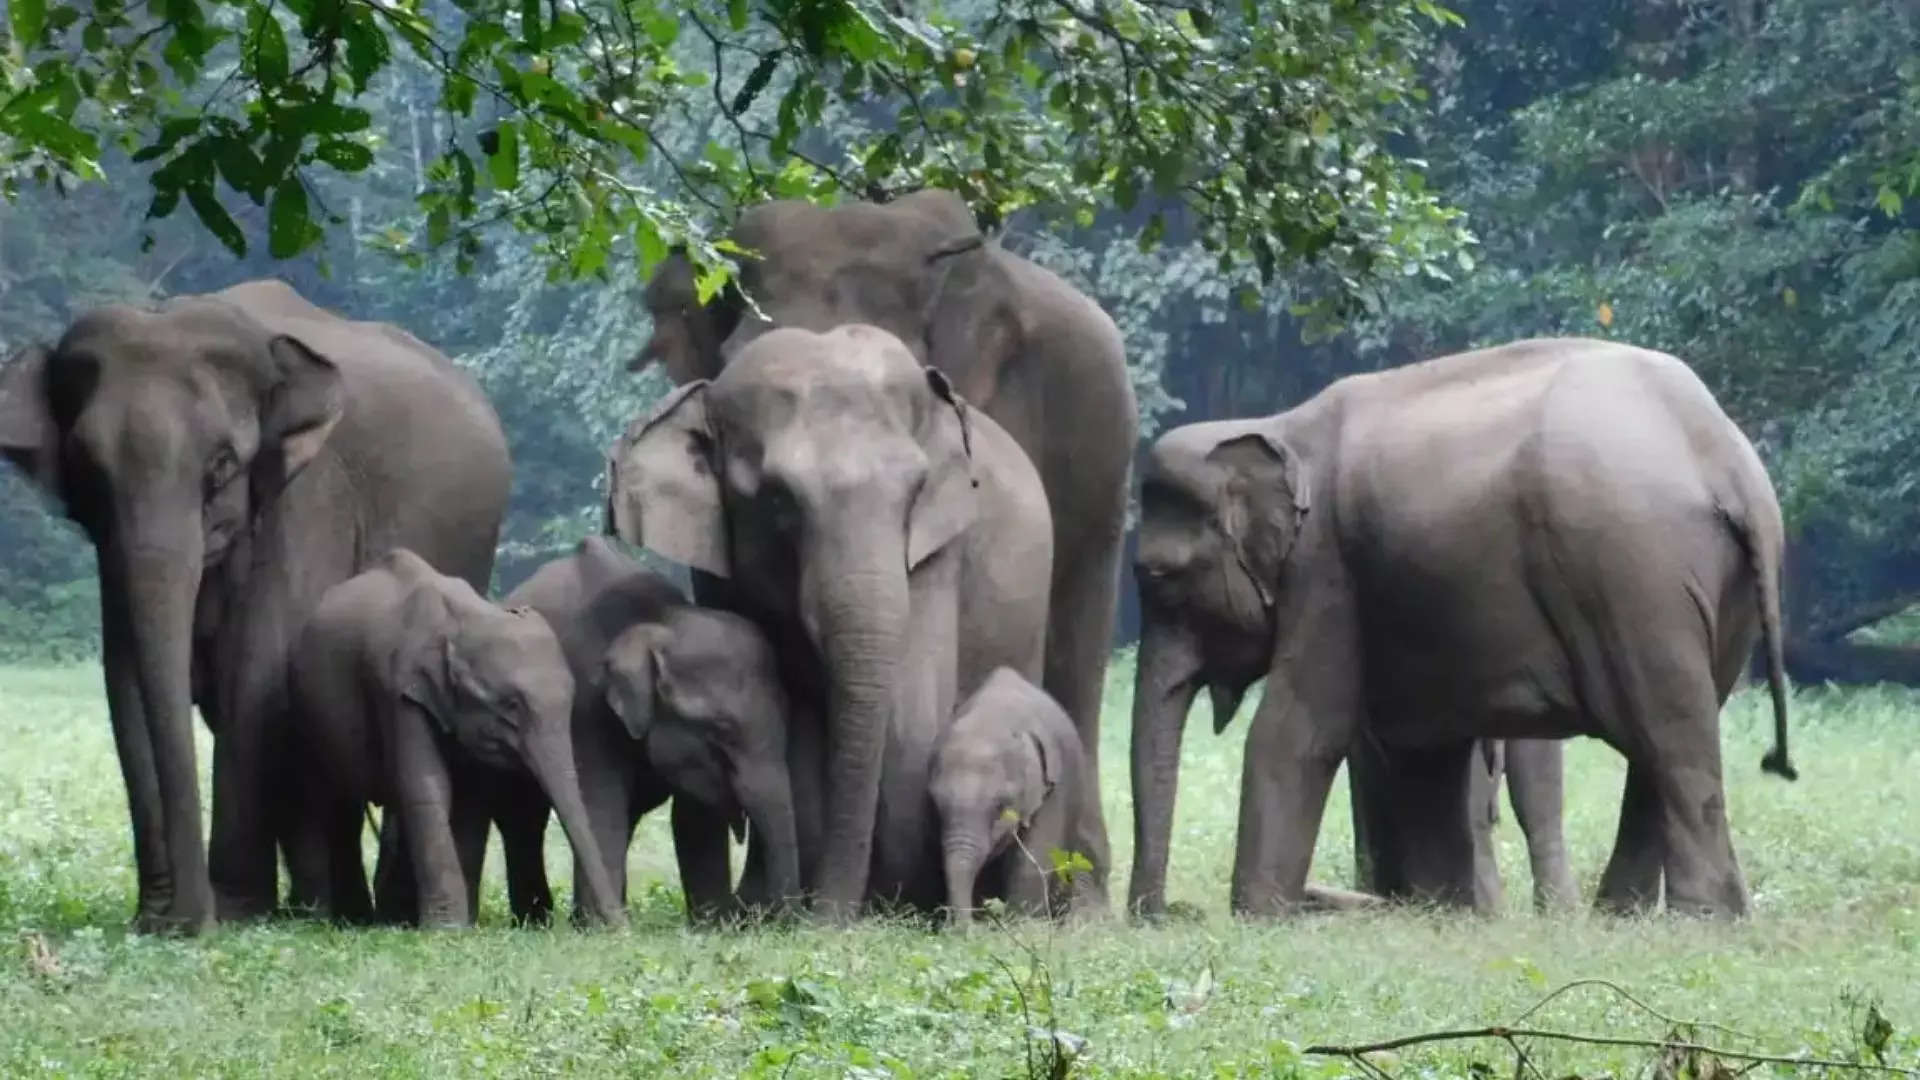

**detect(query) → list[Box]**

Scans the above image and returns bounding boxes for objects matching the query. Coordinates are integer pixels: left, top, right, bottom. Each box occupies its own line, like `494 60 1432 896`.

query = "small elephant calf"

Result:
931 668 1095 926
287 549 626 929
597 605 803 915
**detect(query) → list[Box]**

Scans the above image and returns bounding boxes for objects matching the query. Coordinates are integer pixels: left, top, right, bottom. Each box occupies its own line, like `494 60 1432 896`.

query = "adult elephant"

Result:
1129 337 1795 919
631 189 1133 902
0 280 509 934
608 323 1053 920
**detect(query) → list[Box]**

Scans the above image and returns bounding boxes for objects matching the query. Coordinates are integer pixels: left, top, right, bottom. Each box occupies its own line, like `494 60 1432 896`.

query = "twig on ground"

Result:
1305 1026 1920 1076
1508 977 1759 1043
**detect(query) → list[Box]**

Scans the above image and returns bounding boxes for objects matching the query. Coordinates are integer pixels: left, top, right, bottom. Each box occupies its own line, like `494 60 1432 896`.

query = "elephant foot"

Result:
214 892 276 924
132 907 215 937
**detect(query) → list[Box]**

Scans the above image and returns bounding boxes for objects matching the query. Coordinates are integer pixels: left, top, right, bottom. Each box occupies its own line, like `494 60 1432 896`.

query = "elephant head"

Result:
930 691 1059 926
608 323 980 918
630 191 1014 406
600 607 802 909
394 571 627 926
1128 419 1311 916
0 298 347 926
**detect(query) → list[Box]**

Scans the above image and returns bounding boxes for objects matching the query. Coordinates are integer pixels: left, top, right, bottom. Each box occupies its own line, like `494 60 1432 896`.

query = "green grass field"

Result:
3 657 1919 1078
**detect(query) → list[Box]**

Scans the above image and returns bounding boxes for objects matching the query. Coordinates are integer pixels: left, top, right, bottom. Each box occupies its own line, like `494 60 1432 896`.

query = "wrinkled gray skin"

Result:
1349 736 1577 913
0 280 508 934
633 189 1131 907
1130 338 1796 919
286 549 625 929
931 668 1095 926
610 324 1052 921
498 537 800 924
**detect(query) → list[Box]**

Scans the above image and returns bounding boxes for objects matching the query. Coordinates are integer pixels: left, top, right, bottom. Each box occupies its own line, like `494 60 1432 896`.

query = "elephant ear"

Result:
1206 430 1311 607
1006 729 1053 829
920 233 1018 404
254 334 347 502
907 367 979 570
0 344 63 500
396 598 459 737
602 625 666 742
607 381 729 578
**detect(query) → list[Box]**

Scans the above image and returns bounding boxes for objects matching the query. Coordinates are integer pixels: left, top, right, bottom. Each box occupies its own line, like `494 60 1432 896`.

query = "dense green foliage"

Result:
3 0 1919 656
1356 0 1920 641
5 660 1920 1074
0 0 1469 303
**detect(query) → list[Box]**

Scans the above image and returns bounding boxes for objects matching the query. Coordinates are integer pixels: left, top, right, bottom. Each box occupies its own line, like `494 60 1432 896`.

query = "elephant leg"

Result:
998 846 1055 919
1595 761 1665 915
395 749 471 929
1505 738 1576 911
1228 700 1348 916
450 784 491 924
281 796 332 918
1040 518 1121 910
207 607 300 923
1644 722 1747 916
671 797 735 925
372 812 419 925
496 780 554 926
1346 737 1407 897
1377 741 1487 912
1468 741 1505 914
327 801 374 924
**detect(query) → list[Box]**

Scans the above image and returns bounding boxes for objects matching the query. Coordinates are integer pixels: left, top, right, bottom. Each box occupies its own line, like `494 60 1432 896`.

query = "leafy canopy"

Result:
1 0 1470 315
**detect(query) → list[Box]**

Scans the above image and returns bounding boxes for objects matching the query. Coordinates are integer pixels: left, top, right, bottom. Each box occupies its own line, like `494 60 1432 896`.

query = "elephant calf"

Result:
502 537 802 924
931 668 1096 926
287 549 625 928
599 608 802 915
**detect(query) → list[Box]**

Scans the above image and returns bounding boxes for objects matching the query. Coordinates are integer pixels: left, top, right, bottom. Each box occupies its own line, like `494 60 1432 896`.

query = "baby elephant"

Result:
600 607 802 914
931 668 1096 926
288 549 625 928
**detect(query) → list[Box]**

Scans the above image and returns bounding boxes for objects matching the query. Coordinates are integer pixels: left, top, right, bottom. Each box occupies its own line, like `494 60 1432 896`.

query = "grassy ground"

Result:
3 658 1919 1078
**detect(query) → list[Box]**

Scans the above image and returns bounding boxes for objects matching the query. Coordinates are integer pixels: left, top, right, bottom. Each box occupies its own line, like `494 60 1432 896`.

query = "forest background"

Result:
3 0 1919 686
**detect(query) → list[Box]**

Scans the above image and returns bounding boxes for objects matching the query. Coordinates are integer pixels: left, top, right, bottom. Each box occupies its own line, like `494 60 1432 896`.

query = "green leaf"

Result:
268 176 311 258
248 7 290 86
9 0 47 47
1875 185 1903 218
486 122 519 190
314 139 374 172
520 0 543 49
341 11 391 92
211 136 267 203
185 184 247 256
727 0 747 32
731 53 779 117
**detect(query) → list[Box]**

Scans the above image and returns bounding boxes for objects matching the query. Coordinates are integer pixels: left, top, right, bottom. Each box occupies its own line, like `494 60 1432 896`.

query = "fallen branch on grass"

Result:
1305 1027 1918 1075
1305 979 1919 1077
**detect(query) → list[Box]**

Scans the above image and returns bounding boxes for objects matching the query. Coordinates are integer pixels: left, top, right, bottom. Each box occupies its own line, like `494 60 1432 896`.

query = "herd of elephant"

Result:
0 188 1799 936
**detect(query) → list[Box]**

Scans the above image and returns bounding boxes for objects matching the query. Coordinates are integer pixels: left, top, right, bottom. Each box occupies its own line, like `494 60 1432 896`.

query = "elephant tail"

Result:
1725 501 1797 782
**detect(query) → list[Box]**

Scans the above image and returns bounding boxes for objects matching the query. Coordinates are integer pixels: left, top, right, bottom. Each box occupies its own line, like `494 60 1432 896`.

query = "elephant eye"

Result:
204 444 241 497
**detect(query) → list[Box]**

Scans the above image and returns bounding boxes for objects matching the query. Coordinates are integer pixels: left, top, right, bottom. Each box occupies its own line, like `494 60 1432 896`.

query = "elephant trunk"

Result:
1127 616 1204 918
942 834 986 927
802 541 910 921
109 509 215 931
738 760 803 911
528 731 627 927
